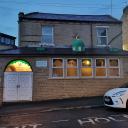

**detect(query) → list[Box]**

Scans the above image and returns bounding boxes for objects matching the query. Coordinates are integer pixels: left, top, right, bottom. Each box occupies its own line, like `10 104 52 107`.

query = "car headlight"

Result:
113 90 127 97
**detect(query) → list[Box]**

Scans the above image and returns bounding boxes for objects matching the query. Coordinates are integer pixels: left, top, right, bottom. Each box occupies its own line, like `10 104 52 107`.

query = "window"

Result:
5 38 11 44
52 59 64 78
5 60 32 72
81 59 93 77
95 58 106 77
50 58 120 78
96 27 108 46
42 26 54 45
108 59 119 77
1 37 5 43
10 39 15 45
66 59 78 77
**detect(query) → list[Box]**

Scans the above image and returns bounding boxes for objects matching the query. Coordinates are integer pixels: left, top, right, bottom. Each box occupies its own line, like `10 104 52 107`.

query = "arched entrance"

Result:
3 60 33 102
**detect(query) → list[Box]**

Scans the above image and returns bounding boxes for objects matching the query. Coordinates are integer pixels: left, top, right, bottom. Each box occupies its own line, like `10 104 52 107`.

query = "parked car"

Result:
104 83 128 108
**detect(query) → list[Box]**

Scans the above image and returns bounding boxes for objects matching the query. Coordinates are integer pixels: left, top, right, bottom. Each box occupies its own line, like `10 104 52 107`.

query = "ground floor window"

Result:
95 58 106 77
108 59 120 77
51 58 120 78
52 58 64 78
66 59 78 77
81 59 93 77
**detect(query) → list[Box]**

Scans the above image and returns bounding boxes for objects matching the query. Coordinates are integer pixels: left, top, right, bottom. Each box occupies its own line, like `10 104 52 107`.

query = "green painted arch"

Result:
4 59 33 72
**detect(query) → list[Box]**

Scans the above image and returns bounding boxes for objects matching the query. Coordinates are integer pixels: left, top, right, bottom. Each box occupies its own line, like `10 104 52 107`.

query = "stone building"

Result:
122 6 128 51
0 33 16 50
0 11 128 105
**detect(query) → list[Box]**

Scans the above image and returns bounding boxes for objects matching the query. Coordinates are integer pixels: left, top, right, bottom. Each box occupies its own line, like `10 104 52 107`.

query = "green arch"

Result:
4 59 33 72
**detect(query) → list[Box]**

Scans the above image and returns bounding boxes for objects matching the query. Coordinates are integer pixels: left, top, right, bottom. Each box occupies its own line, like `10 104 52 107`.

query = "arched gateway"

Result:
3 60 33 102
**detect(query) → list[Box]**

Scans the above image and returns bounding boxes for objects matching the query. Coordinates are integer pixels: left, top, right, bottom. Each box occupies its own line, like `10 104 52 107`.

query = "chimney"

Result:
18 12 24 22
122 6 128 51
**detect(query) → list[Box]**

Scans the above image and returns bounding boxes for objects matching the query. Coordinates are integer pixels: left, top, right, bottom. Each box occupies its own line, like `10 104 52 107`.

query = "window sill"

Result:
48 77 121 80
41 43 55 46
96 45 110 47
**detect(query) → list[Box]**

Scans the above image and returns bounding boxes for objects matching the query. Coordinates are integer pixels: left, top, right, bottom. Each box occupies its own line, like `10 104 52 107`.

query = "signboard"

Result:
36 60 47 67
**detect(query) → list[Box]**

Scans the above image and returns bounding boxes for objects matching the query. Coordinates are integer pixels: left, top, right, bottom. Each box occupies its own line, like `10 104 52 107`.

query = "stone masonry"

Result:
0 56 128 105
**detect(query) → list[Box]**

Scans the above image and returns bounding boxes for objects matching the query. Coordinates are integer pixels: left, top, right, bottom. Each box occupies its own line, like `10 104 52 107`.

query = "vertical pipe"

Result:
90 23 93 48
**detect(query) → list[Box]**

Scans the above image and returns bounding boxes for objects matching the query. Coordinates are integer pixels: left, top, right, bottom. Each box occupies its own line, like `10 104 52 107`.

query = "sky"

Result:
0 0 128 45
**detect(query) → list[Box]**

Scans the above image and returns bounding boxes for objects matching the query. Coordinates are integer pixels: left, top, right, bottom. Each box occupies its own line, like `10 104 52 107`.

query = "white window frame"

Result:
51 58 64 78
66 58 79 78
95 58 107 78
49 58 121 79
96 26 109 47
107 58 120 78
41 25 54 46
80 58 93 78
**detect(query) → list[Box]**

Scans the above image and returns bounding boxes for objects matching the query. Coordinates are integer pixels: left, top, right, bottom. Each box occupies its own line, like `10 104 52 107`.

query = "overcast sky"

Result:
0 0 127 45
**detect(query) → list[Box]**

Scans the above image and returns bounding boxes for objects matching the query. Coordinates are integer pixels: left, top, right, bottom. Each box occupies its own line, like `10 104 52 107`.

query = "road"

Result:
0 106 128 128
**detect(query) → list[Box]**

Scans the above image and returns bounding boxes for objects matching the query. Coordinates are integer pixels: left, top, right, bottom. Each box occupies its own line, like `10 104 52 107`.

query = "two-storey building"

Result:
0 11 128 105
0 33 16 50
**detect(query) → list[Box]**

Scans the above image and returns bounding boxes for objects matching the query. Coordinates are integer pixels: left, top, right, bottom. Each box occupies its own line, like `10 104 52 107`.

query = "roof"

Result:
0 47 128 57
19 12 122 24
0 33 16 39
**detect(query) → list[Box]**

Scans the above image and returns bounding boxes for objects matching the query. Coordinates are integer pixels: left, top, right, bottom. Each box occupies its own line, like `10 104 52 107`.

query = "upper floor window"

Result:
5 38 11 44
42 26 54 45
0 37 5 43
10 39 15 45
96 27 108 46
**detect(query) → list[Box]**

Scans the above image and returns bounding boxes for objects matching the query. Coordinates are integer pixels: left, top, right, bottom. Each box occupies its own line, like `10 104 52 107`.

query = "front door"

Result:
3 72 33 102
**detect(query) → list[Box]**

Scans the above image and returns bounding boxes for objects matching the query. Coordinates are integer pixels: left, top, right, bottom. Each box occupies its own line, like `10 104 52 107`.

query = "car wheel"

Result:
126 100 128 108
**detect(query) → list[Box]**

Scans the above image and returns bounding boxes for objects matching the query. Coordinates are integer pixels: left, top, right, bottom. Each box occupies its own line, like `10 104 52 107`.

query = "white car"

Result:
104 83 128 108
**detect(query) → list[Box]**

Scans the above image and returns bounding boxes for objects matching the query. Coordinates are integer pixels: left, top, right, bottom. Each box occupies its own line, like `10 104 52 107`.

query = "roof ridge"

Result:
19 12 121 23
25 12 116 17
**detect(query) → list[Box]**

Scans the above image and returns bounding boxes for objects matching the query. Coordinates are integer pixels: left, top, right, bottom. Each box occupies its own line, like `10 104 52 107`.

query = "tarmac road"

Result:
0 106 128 128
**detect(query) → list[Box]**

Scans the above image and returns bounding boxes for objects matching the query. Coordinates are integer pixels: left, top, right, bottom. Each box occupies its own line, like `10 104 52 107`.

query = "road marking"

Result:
0 124 43 128
52 119 69 123
78 114 128 126
78 118 96 125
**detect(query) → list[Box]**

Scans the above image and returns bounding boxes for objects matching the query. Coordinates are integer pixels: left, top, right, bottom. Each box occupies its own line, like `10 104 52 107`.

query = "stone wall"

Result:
122 6 128 51
19 20 122 49
0 56 128 105
33 78 128 101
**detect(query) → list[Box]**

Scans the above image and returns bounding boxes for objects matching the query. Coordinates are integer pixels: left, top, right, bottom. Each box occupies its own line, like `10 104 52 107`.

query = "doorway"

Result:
3 60 33 102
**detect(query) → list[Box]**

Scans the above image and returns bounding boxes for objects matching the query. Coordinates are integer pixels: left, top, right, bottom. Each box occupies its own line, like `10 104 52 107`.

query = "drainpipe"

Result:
90 23 93 48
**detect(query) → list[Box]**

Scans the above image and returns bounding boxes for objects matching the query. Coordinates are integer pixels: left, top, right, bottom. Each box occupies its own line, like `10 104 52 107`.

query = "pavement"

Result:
0 96 104 116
